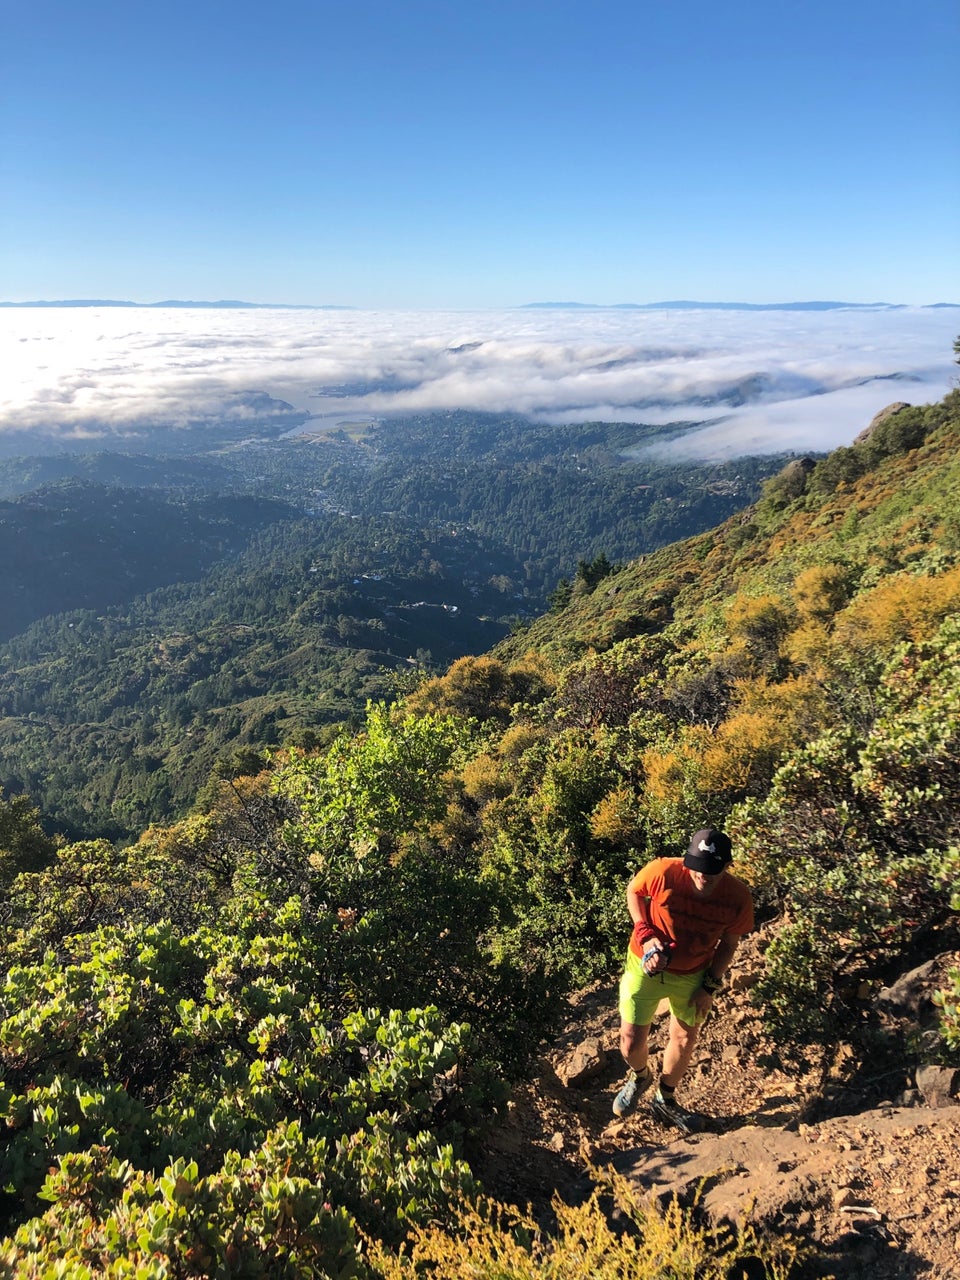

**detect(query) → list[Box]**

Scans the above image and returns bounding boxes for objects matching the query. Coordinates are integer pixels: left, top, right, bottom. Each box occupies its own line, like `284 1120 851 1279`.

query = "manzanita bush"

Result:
0 900 478 1275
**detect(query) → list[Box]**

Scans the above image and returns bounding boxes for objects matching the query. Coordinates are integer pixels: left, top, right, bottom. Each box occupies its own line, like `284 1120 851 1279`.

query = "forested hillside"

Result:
1 386 959 1277
0 412 788 837
0 481 294 641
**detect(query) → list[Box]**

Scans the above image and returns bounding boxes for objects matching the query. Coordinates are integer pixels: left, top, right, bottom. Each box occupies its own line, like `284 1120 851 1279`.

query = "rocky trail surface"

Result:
474 929 960 1279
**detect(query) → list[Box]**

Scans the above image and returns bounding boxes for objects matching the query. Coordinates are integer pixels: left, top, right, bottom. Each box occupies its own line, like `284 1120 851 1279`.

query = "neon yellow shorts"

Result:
618 948 708 1028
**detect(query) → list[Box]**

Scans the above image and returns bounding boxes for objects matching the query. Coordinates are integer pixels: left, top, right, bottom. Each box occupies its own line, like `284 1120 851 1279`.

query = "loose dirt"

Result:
474 929 960 1279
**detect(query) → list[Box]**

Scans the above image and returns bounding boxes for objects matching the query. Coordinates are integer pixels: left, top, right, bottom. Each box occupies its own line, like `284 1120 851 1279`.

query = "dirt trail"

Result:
475 931 960 1279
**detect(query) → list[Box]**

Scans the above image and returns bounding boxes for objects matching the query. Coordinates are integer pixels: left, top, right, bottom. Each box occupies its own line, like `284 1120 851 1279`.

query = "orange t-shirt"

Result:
628 857 754 974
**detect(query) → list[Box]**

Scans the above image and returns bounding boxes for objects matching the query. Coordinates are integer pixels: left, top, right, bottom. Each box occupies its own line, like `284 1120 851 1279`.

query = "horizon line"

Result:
3 298 959 313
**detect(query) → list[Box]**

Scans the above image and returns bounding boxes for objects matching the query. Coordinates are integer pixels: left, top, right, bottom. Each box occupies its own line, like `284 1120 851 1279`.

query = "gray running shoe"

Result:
612 1064 653 1117
648 1088 704 1134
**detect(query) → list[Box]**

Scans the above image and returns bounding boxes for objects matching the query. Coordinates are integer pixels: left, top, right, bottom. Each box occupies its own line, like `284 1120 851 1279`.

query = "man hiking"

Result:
612 827 754 1132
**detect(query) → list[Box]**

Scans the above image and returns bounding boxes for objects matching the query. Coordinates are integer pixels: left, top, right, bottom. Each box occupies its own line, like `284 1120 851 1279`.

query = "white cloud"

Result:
0 306 956 455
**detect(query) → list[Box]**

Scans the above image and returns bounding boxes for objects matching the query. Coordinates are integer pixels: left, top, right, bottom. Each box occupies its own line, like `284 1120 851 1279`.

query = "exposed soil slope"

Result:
476 929 960 1279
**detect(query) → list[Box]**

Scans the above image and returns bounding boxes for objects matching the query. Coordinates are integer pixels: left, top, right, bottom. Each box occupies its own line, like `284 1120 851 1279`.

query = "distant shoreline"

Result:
2 299 957 312
0 299 354 310
520 300 958 312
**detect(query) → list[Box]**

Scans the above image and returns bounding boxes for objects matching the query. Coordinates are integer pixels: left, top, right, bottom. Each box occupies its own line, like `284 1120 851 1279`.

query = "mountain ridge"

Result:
0 298 353 310
4 298 958 311
521 299 929 311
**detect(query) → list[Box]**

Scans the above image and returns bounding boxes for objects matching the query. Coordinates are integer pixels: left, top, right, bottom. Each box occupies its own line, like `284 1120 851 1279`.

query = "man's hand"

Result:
691 987 714 1019
642 940 671 976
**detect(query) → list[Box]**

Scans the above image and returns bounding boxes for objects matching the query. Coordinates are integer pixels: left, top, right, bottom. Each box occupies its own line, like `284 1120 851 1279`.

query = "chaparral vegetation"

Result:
2 371 960 1276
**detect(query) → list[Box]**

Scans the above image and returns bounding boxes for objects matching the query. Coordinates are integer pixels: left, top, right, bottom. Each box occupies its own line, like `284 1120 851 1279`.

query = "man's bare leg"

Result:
648 1015 708 1132
619 1020 650 1072
613 1020 654 1116
660 1015 700 1088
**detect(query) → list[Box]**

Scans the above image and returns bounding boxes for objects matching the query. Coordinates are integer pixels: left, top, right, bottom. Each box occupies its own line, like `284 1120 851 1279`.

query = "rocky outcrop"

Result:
554 1036 608 1087
614 1106 960 1278
915 1064 960 1108
853 402 911 446
877 959 938 1019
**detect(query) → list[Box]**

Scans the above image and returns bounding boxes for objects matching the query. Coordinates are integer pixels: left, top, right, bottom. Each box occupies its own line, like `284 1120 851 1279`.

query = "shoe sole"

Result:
648 1097 704 1135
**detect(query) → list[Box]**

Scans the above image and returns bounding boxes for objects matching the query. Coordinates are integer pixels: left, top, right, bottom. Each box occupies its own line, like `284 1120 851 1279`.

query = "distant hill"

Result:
0 451 236 500
6 298 957 311
0 480 294 641
0 391 310 460
522 299 910 311
0 299 352 309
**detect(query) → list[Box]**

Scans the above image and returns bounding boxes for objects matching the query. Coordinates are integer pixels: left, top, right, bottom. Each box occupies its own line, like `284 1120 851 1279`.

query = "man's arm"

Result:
626 883 646 926
690 935 742 1018
628 879 673 975
706 934 741 984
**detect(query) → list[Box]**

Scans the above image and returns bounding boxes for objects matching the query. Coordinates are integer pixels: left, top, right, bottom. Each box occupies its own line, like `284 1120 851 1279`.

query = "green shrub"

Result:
732 617 960 1058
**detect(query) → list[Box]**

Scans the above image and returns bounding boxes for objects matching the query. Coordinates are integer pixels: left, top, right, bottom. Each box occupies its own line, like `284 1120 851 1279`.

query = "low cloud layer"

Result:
0 306 956 458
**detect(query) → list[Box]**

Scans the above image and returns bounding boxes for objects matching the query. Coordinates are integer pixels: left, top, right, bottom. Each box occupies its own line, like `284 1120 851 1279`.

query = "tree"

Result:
405 655 550 726
574 552 616 593
0 792 55 892
273 701 473 872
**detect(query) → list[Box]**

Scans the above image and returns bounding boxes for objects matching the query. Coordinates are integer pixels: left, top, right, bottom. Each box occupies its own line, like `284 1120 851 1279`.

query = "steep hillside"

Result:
0 415 790 839
496 392 960 664
1 388 958 1278
0 480 294 641
407 386 960 1106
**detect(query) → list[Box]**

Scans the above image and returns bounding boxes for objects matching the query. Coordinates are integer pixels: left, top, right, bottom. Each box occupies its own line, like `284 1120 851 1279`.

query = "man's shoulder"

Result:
649 856 683 873
719 870 755 933
630 856 679 891
636 855 683 881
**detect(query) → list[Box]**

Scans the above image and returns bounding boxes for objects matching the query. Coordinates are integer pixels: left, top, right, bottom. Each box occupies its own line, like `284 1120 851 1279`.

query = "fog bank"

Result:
1 306 955 457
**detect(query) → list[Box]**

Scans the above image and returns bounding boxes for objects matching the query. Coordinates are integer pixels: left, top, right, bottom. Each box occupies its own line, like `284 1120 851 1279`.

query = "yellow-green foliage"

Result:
783 619 832 672
830 564 960 656
589 784 643 846
528 735 609 841
497 723 546 762
430 726 548 847
406 655 554 726
368 1170 804 1280
934 847 960 1054
724 594 795 674
637 727 715 848
729 614 960 1051
641 730 709 805
698 676 825 797
792 562 851 623
461 753 512 806
641 676 824 817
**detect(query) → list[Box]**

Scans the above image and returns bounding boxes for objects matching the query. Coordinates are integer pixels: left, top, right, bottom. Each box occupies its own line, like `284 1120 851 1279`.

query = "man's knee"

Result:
620 1021 649 1059
668 1016 699 1050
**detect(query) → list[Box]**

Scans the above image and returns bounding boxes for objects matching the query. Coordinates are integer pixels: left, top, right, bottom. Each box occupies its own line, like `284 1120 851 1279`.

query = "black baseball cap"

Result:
684 828 732 874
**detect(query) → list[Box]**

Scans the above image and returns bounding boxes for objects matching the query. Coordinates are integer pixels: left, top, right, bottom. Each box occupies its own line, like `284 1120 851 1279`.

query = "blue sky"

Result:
2 0 958 308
